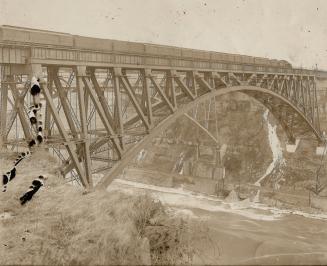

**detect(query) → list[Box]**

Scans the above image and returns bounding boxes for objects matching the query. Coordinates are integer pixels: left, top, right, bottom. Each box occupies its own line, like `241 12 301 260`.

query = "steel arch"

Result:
96 85 323 189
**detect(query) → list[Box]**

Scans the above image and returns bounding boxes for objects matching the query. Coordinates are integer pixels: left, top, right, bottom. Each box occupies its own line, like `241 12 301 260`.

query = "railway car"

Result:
279 60 292 68
0 25 294 70
254 57 268 66
181 48 195 59
269 59 279 67
182 48 211 60
211 51 225 62
113 40 145 54
74 35 113 51
153 44 182 57
0 25 73 47
240 55 255 65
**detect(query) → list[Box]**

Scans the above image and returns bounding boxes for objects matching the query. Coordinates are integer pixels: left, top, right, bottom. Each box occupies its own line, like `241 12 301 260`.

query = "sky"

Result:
0 0 327 70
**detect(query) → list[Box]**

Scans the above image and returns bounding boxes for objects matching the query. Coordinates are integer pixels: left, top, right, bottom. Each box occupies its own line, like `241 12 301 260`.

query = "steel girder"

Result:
0 65 323 189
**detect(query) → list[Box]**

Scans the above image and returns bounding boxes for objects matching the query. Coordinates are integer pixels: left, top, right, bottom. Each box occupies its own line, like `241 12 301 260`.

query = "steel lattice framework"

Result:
0 26 325 189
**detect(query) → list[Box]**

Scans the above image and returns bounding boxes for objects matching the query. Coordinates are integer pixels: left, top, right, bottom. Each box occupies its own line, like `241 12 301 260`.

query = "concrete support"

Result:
316 144 327 156
286 138 300 153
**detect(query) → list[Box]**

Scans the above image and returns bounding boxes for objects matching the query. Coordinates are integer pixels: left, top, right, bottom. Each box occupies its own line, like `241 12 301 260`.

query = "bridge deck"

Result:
0 25 322 77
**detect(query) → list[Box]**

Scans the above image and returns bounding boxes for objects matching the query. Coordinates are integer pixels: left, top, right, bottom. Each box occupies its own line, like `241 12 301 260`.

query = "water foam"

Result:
109 179 327 221
255 109 285 187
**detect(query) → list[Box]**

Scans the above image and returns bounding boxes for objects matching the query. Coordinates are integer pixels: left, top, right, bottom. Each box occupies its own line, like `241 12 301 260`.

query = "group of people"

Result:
2 76 46 205
2 151 31 192
28 77 44 147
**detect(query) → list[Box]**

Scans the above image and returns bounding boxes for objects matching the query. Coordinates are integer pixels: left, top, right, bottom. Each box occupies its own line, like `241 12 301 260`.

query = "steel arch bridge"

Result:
0 26 325 189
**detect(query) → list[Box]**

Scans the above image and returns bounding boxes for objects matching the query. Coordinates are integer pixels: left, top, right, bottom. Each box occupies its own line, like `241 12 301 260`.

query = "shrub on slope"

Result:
0 150 195 265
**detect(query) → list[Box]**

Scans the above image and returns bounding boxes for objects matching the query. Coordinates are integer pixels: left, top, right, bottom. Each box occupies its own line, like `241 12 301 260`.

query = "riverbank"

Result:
0 150 198 265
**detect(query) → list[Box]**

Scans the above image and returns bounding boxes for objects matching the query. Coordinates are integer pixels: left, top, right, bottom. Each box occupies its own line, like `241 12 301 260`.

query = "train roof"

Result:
0 25 291 65
1 25 71 36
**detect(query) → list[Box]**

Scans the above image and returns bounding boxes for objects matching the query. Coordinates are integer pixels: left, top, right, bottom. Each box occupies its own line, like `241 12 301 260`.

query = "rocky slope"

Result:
0 149 198 265
132 92 327 198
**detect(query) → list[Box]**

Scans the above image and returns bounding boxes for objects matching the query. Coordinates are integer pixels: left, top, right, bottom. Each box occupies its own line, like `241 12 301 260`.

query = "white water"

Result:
108 178 327 221
109 179 277 221
254 110 285 187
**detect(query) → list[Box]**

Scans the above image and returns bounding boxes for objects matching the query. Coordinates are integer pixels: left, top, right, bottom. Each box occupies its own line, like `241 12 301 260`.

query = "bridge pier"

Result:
316 144 327 156
286 138 300 153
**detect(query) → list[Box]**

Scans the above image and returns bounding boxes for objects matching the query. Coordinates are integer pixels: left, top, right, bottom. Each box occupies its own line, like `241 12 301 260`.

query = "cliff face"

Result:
132 92 326 195
134 92 272 184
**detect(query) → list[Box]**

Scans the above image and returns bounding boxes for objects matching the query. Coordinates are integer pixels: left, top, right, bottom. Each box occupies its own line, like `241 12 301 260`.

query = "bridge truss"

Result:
0 62 323 189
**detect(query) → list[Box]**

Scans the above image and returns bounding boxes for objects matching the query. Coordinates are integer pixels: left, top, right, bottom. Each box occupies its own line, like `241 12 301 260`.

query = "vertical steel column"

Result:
300 76 306 116
308 78 314 123
112 68 124 148
313 77 320 132
143 69 153 127
204 72 214 88
8 67 32 141
167 70 177 108
83 76 123 159
44 67 53 138
53 68 79 138
42 78 89 188
76 66 93 187
90 70 116 128
0 67 8 148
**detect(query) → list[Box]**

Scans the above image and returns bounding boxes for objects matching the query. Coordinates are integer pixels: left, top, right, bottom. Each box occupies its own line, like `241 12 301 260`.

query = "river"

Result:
107 178 327 265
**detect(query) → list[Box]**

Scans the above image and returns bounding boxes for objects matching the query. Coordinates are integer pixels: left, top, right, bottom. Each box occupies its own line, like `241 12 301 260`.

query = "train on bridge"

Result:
0 25 325 189
0 25 292 70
